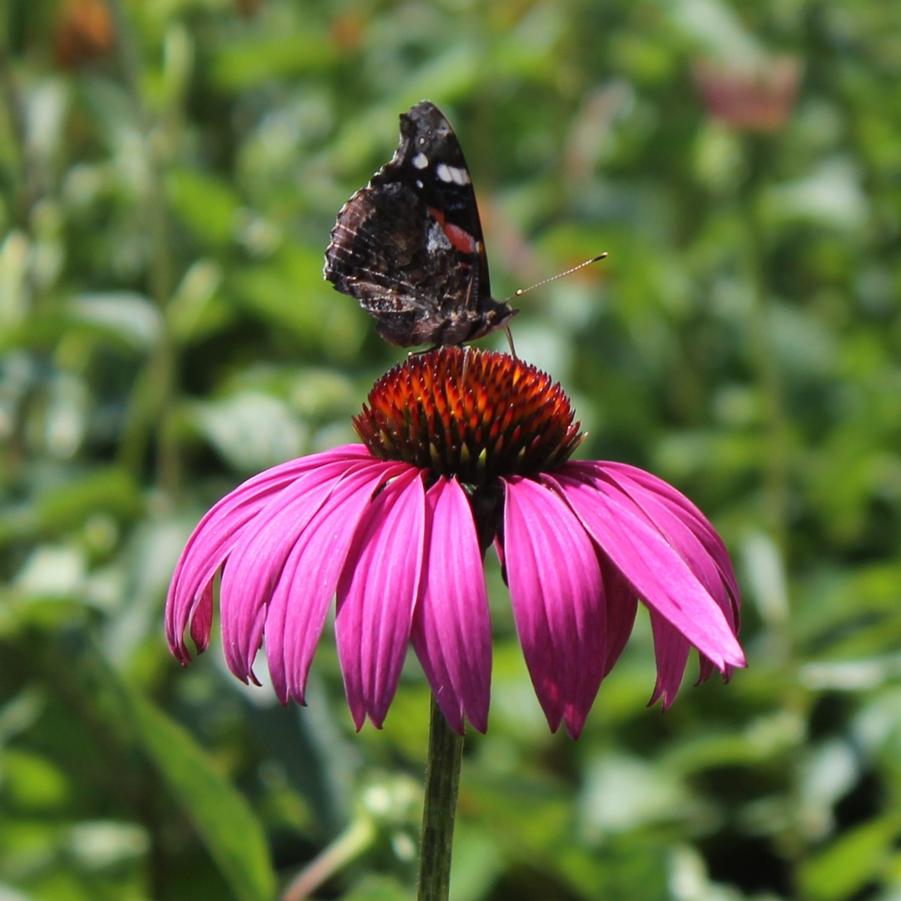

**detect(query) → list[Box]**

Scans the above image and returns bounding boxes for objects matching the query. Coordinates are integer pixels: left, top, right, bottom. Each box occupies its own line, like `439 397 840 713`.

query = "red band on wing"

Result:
429 207 477 254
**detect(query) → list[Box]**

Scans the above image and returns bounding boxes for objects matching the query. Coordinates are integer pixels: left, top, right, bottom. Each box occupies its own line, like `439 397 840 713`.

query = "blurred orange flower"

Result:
53 0 115 69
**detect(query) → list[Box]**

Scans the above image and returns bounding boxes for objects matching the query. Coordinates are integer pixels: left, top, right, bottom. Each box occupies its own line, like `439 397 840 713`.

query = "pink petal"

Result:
501 477 607 738
599 465 741 684
218 458 372 682
336 471 426 729
550 470 746 672
648 612 691 708
697 655 720 684
188 584 213 655
600 563 639 677
583 463 737 623
596 462 741 622
411 477 491 734
569 462 744 686
165 445 369 663
263 461 409 704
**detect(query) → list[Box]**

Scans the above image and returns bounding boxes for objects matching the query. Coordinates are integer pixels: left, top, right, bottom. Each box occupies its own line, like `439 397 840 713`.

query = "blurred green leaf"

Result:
580 754 693 836
765 160 869 231
167 170 241 248
69 292 161 351
115 676 277 901
32 468 143 538
343 874 413 900
798 814 901 901
190 390 306 470
210 31 338 89
0 750 70 811
451 825 503 901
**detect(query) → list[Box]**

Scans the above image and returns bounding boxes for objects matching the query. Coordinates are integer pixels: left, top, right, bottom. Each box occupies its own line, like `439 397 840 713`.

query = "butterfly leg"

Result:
503 324 517 358
408 345 442 357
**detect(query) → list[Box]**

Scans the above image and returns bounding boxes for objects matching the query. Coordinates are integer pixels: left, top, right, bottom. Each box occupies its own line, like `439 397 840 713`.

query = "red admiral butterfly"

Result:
324 100 516 348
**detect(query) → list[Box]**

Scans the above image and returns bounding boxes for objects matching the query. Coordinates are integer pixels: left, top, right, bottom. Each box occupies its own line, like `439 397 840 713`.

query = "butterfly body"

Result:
324 101 516 347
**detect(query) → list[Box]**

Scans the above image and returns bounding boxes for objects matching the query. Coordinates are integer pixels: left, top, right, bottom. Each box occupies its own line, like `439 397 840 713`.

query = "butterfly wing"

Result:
375 100 492 301
325 101 511 346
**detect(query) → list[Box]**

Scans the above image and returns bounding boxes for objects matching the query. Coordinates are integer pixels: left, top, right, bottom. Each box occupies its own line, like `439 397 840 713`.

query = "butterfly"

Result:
324 101 517 348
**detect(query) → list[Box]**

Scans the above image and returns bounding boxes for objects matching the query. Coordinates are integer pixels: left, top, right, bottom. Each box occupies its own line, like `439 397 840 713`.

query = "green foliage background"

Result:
2 0 901 898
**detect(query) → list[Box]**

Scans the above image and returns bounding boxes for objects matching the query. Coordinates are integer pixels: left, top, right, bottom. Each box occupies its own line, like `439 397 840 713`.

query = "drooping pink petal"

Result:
648 612 692 708
412 477 491 734
697 655 720 685
501 477 607 738
596 462 741 623
218 457 371 683
165 445 369 663
572 461 743 685
188 584 213 655
167 464 315 663
263 461 409 704
550 470 746 673
603 472 730 613
336 471 426 729
599 563 639 677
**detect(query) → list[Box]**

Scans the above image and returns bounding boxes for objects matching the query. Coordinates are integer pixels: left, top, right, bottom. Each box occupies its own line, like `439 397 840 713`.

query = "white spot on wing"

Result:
450 166 470 185
416 179 424 189
412 152 429 169
436 163 453 183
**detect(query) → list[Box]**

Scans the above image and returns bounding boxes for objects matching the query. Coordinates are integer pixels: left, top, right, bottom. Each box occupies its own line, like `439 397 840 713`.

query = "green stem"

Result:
108 0 180 494
0 45 40 225
280 816 375 901
744 137 789 553
417 696 464 901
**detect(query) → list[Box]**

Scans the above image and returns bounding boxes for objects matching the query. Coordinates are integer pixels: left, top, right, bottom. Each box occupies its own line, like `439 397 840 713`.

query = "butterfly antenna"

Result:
504 252 608 302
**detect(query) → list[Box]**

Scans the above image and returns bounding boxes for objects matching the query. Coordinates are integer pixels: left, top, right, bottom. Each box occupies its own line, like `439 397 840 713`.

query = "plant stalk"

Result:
281 816 375 901
744 135 790 552
417 696 464 901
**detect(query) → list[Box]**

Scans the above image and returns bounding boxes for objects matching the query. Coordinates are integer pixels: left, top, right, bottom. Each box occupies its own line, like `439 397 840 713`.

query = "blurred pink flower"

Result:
166 348 744 738
694 56 801 133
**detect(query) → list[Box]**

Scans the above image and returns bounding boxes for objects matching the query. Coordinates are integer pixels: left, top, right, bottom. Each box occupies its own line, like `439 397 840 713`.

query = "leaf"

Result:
342 875 412 900
192 391 307 470
450 824 503 901
798 814 901 901
232 249 365 353
580 754 692 836
167 170 241 247
0 749 70 811
209 33 337 90
669 0 761 61
0 231 29 328
118 679 277 901
33 468 143 536
68 292 162 351
765 160 869 232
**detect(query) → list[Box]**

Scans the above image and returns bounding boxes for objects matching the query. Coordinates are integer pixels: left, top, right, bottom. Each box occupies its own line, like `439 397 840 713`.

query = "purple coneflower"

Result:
693 56 801 134
166 348 744 738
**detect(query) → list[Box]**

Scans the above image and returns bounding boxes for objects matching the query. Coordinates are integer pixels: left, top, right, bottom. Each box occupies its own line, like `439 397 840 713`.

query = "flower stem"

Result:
417 696 464 901
280 816 375 901
744 135 790 553
0 45 41 225
108 0 181 495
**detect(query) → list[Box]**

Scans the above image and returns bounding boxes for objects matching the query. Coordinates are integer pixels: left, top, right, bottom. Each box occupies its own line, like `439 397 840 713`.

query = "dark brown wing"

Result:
374 100 492 300
324 179 475 317
324 101 512 346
